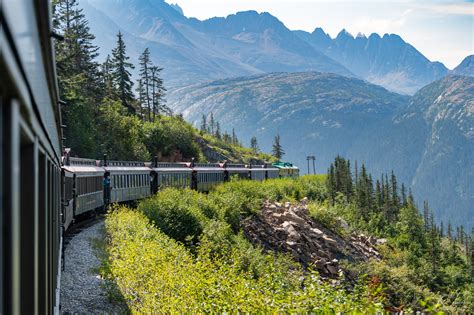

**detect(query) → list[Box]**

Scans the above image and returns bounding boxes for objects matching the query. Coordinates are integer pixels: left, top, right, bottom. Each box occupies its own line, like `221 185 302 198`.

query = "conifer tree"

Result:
326 164 336 204
200 114 207 133
53 0 102 156
401 183 407 207
375 179 382 209
135 79 146 120
210 113 215 135
232 128 238 145
150 65 168 119
272 134 285 160
102 55 114 97
250 136 259 153
138 48 152 120
111 31 135 113
423 201 430 232
215 122 221 139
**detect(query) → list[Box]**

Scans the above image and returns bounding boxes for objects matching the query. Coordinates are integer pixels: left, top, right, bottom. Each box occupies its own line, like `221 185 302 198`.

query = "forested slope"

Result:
53 0 273 164
100 158 473 312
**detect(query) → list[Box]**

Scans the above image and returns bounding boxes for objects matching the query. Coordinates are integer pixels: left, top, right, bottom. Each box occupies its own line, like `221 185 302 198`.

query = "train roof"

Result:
226 167 250 172
63 165 105 174
103 166 151 172
193 167 225 173
153 167 192 172
272 162 299 169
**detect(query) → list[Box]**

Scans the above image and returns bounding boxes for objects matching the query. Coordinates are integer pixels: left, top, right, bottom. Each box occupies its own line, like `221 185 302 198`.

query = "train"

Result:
62 153 299 230
0 1 299 313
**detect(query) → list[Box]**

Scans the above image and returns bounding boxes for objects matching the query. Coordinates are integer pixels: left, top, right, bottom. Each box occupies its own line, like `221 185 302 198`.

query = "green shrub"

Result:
104 206 385 313
138 188 207 244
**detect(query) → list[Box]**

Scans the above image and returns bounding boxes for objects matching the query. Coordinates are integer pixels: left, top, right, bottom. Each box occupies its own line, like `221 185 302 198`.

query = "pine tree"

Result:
200 114 207 133
423 201 430 232
215 122 221 139
401 183 407 207
150 65 168 119
102 55 114 97
138 48 152 121
210 113 215 135
111 31 135 113
250 136 259 153
326 164 336 204
375 179 382 209
232 128 238 145
135 79 146 120
448 222 453 240
391 171 400 211
272 134 285 160
53 0 102 156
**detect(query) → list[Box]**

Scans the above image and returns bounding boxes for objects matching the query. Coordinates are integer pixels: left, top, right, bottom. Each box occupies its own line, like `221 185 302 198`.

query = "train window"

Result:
19 130 35 312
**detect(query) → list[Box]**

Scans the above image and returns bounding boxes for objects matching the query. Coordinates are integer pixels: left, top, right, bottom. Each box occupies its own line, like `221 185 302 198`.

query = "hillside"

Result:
294 28 448 94
452 55 474 77
168 73 473 229
81 0 352 88
81 0 448 93
100 173 473 312
350 75 474 230
168 71 408 168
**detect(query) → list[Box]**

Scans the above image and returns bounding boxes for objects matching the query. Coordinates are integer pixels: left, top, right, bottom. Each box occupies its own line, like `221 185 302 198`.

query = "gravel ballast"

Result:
60 220 127 314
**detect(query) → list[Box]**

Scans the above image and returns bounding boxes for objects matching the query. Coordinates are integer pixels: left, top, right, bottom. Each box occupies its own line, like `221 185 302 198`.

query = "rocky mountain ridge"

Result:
294 28 448 94
82 0 457 93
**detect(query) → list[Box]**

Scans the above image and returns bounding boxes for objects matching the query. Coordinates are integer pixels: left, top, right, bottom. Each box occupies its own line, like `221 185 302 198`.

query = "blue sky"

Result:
169 0 473 69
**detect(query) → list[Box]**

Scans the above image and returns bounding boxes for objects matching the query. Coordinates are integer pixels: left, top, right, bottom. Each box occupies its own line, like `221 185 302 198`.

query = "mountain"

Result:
358 75 474 230
451 55 474 76
168 73 474 229
82 0 353 88
168 71 408 174
294 28 449 94
82 0 447 93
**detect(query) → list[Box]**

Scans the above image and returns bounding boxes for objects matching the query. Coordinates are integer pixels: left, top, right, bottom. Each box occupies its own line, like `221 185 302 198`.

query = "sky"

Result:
168 0 473 69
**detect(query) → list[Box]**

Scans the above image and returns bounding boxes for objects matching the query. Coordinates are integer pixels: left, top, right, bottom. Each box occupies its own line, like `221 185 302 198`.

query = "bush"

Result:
138 188 208 244
104 206 385 313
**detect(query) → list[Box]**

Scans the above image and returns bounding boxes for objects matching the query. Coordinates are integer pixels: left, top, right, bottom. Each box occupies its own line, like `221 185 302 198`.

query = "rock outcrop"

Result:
242 199 382 279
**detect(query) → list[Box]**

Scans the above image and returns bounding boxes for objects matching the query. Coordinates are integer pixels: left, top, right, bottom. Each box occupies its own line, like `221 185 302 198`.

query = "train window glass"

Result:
19 130 35 312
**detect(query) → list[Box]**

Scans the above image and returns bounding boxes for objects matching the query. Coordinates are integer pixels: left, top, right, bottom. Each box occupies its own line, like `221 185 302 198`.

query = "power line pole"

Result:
306 156 315 174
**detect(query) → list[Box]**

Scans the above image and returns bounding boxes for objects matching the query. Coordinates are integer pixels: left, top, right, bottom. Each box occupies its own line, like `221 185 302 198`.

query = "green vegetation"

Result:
326 156 473 312
53 0 274 163
104 204 383 313
100 164 472 312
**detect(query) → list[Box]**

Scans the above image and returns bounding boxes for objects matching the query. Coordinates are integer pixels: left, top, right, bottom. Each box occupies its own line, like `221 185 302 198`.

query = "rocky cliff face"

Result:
242 199 383 279
295 28 448 94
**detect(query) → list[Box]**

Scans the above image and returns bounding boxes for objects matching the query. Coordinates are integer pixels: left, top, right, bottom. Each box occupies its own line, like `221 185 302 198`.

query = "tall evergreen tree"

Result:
250 136 259 153
150 65 168 119
272 134 285 160
135 79 146 121
215 122 221 139
232 128 238 145
138 48 152 120
102 54 114 97
53 0 102 156
200 114 207 133
210 113 215 135
111 31 135 113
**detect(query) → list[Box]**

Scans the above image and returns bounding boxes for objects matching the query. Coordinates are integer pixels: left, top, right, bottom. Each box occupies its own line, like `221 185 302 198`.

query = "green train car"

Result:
272 162 300 178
